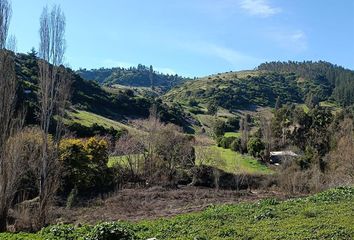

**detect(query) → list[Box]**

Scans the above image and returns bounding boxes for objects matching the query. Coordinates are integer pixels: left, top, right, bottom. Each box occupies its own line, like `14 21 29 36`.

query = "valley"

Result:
0 0 353 239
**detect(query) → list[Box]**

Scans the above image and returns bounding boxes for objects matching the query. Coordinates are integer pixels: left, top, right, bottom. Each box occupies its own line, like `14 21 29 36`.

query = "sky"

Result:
9 0 354 77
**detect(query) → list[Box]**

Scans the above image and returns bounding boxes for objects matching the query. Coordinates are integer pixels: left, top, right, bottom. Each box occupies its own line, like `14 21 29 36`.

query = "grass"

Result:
107 154 143 168
67 110 137 132
224 132 241 138
320 101 342 114
2 187 353 239
196 146 272 174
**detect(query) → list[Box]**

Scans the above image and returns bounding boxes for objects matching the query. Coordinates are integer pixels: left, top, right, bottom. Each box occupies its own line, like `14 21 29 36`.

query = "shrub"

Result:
41 224 79 240
218 136 237 149
59 137 113 195
247 137 265 157
225 116 240 132
230 138 241 152
212 120 226 138
85 222 136 240
188 99 198 107
207 101 218 115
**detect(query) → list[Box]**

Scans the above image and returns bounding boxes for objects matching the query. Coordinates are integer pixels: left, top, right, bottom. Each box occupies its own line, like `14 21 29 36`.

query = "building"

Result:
269 151 298 164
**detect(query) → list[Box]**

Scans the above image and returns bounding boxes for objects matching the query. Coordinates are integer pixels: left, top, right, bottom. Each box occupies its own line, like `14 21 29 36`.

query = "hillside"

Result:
15 51 193 133
77 64 191 92
258 61 354 106
164 70 303 111
164 61 354 117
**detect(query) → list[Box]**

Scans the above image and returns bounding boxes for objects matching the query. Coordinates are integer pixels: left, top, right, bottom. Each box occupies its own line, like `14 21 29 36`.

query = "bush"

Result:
218 136 237 149
225 116 240 132
59 137 114 195
230 138 241 152
85 222 136 240
188 99 198 107
41 224 81 240
213 120 226 138
41 222 137 240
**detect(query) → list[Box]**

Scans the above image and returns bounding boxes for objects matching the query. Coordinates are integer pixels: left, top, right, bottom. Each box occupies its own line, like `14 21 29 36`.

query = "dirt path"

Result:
52 186 293 225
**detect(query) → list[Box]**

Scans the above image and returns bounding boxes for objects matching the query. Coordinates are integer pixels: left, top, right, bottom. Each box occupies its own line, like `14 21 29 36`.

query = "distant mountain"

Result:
77 64 191 92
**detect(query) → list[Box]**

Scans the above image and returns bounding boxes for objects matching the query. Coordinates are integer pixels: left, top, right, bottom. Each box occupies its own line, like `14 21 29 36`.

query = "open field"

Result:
2 187 352 239
196 146 272 174
109 145 272 175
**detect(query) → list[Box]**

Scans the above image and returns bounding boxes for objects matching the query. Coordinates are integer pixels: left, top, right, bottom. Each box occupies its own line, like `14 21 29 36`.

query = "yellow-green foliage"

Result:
85 137 109 165
59 137 111 192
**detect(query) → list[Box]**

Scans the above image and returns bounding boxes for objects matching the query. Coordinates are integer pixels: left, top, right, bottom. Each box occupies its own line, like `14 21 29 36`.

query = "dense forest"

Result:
77 64 190 92
258 61 354 106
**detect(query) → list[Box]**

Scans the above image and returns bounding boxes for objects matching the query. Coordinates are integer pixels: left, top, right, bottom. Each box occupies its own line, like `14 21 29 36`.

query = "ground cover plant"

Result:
1 187 352 239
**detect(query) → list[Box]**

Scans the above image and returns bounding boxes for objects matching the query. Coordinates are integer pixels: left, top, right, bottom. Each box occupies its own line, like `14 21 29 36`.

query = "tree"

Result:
0 0 26 231
37 5 71 227
247 137 265 157
275 96 281 110
0 0 11 49
240 117 250 153
149 65 154 90
260 117 273 161
207 101 218 115
114 133 144 181
132 109 195 186
326 118 354 186
212 119 225 138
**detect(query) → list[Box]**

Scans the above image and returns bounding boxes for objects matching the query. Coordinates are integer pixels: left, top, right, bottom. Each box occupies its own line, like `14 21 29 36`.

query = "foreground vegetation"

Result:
1 187 353 239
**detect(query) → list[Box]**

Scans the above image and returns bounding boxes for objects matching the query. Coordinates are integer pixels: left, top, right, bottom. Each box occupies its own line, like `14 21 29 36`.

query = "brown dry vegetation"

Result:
50 186 291 225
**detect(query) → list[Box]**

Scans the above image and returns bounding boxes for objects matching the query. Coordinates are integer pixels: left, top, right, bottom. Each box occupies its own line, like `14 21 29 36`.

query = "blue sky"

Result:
10 0 354 77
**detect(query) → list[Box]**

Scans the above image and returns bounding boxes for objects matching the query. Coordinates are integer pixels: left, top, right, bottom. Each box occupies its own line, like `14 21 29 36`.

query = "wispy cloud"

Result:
102 59 134 68
240 0 281 17
266 30 308 52
180 41 262 69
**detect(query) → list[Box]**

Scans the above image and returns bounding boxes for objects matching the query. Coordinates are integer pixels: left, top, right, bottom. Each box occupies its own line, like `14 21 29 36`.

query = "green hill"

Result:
164 70 303 111
15 50 193 133
77 64 191 92
164 61 354 113
258 61 354 106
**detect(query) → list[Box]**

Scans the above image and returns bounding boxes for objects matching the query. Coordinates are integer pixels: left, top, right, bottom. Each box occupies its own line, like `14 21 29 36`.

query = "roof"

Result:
270 151 298 157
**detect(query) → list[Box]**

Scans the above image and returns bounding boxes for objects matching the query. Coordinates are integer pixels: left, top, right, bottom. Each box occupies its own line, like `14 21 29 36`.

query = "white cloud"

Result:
240 0 281 17
180 41 262 68
155 67 177 75
102 59 134 68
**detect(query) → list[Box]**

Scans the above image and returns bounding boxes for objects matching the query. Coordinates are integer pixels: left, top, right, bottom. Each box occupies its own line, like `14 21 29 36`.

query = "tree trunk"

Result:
0 208 8 232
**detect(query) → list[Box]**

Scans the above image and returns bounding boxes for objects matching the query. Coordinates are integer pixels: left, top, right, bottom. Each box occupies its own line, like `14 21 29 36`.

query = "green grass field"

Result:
2 187 353 239
67 110 138 133
196 146 272 174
